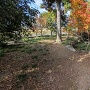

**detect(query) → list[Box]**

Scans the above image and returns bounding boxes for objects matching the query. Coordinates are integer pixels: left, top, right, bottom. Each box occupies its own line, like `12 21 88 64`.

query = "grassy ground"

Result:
0 35 55 90
0 35 90 90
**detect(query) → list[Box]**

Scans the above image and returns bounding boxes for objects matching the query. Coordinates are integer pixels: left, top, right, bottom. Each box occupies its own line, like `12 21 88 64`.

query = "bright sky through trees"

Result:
31 0 47 13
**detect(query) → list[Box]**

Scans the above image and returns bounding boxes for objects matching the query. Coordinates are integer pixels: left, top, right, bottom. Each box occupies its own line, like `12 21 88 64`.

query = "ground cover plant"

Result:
0 36 52 90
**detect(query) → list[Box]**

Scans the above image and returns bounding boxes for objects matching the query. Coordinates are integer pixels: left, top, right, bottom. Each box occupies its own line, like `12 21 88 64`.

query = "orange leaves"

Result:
69 0 90 33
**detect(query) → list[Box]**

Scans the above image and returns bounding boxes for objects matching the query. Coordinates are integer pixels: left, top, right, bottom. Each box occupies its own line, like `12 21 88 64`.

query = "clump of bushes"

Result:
0 49 5 57
75 43 89 50
79 32 90 41
0 41 7 48
62 37 78 47
63 36 90 51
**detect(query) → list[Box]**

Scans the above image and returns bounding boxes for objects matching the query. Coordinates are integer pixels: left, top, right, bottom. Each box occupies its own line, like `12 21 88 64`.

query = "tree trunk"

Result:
51 30 53 36
36 30 38 37
56 0 62 43
41 29 43 36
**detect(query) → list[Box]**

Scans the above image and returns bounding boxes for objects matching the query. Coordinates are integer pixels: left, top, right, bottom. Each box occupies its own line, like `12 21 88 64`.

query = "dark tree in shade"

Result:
0 0 38 41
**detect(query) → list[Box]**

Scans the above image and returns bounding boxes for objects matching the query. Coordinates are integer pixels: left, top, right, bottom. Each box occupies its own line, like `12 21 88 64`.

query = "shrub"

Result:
63 37 78 46
75 43 90 50
80 32 90 41
0 41 7 48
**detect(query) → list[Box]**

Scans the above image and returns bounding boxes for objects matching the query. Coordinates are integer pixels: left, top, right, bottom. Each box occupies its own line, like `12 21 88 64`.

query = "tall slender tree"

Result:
42 0 69 43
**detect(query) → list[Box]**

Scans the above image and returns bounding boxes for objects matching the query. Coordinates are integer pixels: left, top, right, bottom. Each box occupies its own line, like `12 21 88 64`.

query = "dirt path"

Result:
37 41 90 90
0 40 90 90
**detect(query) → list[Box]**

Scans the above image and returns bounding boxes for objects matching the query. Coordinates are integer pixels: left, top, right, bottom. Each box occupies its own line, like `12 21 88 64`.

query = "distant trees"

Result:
0 0 38 42
45 11 56 36
41 0 69 43
35 11 56 36
35 14 47 36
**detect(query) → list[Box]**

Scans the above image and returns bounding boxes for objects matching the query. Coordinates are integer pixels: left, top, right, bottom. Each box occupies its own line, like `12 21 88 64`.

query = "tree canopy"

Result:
41 0 70 43
0 0 38 41
68 0 90 33
41 0 70 10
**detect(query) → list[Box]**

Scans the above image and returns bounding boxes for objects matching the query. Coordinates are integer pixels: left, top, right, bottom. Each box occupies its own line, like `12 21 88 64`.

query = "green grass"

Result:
0 35 51 59
15 81 22 88
21 64 30 70
31 63 38 68
75 43 90 50
3 45 24 52
1 35 54 53
22 35 55 44
0 49 5 57
24 47 37 54
62 37 77 45
17 73 28 82
39 51 48 56
37 46 43 51
31 55 38 59
39 47 49 56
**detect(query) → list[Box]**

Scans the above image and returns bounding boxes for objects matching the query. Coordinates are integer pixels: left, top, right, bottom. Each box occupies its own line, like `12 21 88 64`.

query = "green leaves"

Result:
0 0 38 41
41 11 56 32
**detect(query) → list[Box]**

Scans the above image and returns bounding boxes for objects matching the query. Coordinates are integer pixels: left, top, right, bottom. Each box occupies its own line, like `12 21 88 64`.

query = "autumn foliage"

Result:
68 0 90 33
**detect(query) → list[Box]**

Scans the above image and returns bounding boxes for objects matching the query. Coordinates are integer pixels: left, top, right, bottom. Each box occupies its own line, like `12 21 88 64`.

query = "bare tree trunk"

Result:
36 30 38 37
41 29 43 36
40 24 43 36
56 0 62 43
51 30 53 36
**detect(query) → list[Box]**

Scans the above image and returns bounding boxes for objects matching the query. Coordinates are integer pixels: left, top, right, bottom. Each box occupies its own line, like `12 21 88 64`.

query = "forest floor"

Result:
0 39 90 90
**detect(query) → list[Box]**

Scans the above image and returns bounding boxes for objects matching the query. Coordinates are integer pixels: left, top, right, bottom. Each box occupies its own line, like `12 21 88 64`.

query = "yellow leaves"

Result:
71 0 83 9
69 0 90 33
83 24 89 30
